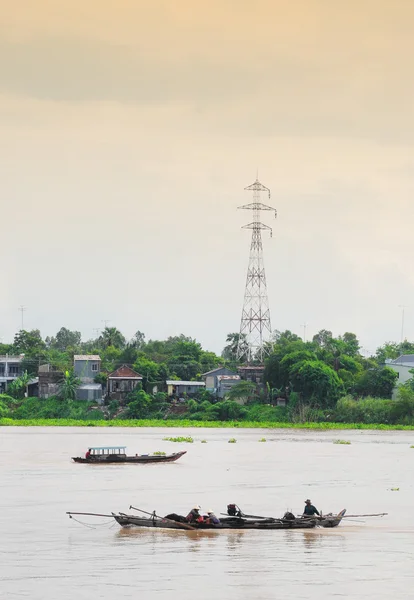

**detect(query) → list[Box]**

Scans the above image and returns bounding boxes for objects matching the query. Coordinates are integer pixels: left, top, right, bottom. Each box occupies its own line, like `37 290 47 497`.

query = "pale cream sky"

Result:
1 1 414 353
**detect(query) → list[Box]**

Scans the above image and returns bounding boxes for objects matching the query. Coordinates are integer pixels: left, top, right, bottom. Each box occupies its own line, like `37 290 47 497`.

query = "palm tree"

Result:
99 327 126 349
58 370 81 401
221 333 248 363
226 380 257 403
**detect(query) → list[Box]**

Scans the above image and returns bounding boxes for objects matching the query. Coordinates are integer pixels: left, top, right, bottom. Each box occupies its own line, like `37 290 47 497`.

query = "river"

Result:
1 426 413 599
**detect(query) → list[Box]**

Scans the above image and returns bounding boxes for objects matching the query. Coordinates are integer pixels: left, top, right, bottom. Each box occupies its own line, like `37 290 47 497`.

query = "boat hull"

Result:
113 514 317 530
72 451 186 464
319 509 347 528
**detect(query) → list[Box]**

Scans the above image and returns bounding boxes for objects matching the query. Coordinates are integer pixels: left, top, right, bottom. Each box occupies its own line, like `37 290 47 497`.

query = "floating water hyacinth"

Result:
333 439 351 445
228 438 237 443
259 438 267 442
162 436 194 443
201 440 207 443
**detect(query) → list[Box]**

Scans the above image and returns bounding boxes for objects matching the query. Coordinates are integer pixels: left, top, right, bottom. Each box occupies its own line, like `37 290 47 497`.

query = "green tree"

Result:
340 332 361 357
290 360 343 407
13 329 46 354
99 327 126 349
129 330 146 349
221 333 248 363
7 372 31 400
50 327 82 351
225 380 257 403
279 350 318 388
354 367 398 399
126 389 152 418
312 329 333 349
58 370 81 401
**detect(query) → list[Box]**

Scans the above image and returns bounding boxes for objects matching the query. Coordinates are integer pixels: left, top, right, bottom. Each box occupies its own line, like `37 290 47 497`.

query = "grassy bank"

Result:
1 418 414 430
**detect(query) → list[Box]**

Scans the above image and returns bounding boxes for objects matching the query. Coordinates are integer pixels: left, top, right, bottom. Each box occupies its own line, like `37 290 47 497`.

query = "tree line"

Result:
1 325 414 424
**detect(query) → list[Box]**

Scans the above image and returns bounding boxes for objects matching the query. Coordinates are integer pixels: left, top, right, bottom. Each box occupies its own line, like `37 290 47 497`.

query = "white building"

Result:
385 355 414 399
0 355 24 393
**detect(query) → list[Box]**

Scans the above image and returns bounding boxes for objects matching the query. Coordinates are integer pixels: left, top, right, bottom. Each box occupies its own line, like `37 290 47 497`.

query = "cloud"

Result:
1 26 414 144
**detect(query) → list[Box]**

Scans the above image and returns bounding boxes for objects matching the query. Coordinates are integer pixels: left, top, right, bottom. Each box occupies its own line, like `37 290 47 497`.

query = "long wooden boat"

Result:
71 446 186 464
111 512 318 530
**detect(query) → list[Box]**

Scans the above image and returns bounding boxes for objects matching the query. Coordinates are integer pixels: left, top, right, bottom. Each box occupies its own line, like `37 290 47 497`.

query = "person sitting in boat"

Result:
227 503 242 517
303 499 320 516
205 509 220 525
85 449 91 459
186 505 202 523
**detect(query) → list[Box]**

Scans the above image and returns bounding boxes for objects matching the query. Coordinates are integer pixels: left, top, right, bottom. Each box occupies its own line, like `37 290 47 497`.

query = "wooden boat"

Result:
68 506 386 531
71 446 186 464
111 511 318 530
318 509 347 528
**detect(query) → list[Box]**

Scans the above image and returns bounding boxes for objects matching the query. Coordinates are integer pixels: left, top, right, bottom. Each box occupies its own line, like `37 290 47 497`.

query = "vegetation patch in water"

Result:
201 440 207 443
333 439 351 445
259 438 267 442
228 438 237 443
162 436 194 443
152 451 166 456
2 418 414 430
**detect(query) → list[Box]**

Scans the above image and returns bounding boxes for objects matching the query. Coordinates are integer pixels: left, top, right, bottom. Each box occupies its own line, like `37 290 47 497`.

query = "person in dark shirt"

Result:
303 499 320 516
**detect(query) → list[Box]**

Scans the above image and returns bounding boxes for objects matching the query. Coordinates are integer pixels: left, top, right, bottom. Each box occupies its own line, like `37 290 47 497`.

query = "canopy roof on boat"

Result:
89 446 126 451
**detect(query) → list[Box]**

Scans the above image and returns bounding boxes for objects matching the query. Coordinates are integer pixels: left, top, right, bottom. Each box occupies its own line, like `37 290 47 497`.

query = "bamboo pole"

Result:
66 512 114 518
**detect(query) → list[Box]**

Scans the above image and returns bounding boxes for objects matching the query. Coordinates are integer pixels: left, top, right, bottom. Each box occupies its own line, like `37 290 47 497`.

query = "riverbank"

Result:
1 417 414 430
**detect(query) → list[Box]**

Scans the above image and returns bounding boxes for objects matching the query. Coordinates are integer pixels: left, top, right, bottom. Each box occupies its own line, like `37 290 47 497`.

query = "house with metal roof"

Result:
385 355 414 399
107 365 143 401
166 380 205 398
74 355 102 402
201 367 240 394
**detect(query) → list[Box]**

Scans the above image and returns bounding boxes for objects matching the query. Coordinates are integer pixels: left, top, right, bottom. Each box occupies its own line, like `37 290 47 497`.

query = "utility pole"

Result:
302 323 307 343
398 305 408 345
236 177 277 363
18 305 27 331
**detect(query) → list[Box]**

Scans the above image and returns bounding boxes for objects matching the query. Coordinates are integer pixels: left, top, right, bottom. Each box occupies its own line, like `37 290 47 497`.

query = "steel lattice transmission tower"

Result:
236 178 277 363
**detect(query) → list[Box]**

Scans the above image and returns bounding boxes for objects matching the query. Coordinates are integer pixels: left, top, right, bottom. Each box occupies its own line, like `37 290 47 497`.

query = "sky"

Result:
2 0 414 355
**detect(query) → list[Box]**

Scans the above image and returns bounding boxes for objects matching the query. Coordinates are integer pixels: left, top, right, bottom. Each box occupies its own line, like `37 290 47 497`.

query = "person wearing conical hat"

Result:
303 499 320 516
206 509 220 525
186 505 202 523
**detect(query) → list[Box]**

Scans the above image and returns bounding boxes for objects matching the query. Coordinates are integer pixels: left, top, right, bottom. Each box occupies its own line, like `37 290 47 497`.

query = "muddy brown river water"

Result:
1 426 413 599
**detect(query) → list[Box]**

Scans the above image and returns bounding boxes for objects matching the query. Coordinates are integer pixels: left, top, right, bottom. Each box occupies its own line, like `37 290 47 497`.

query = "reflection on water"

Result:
1 426 414 600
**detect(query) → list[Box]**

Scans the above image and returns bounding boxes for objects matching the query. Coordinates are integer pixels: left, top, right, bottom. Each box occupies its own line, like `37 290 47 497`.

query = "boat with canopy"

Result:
71 446 186 464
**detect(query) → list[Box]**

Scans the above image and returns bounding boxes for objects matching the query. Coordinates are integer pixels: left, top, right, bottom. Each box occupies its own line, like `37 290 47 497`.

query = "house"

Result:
237 365 265 386
216 375 241 398
202 367 239 392
107 365 143 401
38 364 63 398
385 355 414 399
0 355 24 393
74 355 103 402
166 380 205 398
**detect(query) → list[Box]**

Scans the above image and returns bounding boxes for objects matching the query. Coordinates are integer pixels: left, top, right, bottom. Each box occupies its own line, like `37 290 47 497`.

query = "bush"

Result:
246 404 288 422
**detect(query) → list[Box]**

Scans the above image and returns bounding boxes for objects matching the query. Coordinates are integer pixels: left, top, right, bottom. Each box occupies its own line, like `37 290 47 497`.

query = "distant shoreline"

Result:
1 418 414 430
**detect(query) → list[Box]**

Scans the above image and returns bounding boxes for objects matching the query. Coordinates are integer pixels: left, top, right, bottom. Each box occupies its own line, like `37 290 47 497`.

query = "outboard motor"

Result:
283 511 295 521
227 504 238 516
